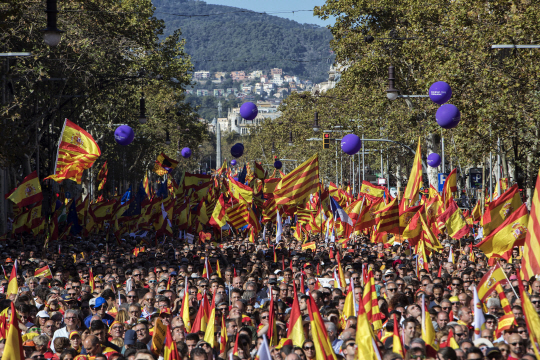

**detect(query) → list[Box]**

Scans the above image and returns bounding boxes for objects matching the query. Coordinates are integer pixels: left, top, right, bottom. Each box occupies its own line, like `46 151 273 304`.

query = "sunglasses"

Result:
387 288 397 292
304 346 315 351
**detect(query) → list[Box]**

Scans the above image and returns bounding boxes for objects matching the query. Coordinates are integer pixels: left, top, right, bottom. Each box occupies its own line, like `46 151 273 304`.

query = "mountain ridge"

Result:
152 0 334 83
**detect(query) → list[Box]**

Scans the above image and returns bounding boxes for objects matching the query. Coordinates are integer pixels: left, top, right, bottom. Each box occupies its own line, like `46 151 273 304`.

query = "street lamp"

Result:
386 65 399 100
42 0 63 47
313 112 320 132
271 141 276 154
288 131 294 146
139 93 147 124
165 130 171 145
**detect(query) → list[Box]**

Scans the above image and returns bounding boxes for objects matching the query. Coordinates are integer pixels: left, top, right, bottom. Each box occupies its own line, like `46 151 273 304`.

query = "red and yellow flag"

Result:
517 271 540 359
307 294 337 360
203 294 216 346
45 119 101 184
476 263 507 302
359 181 386 200
3 302 24 360
164 325 181 360
437 200 469 239
34 265 52 279
180 277 192 332
7 171 43 208
393 314 404 357
97 162 108 191
355 297 382 360
403 137 422 204
191 292 210 333
89 267 95 293
6 264 17 297
287 281 305 347
475 204 528 258
374 197 400 234
274 153 319 206
520 166 540 279
442 168 457 209
362 269 383 331
482 184 522 236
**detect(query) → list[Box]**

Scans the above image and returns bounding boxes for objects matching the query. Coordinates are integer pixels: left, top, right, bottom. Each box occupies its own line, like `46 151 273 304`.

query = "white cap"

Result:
36 310 50 318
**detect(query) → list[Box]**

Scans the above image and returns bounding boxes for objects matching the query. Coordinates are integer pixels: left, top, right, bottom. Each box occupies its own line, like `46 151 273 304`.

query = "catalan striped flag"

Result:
226 203 250 229
274 153 319 206
403 137 423 204
362 269 383 331
442 168 458 209
97 162 108 191
143 174 151 199
262 197 277 223
521 167 540 280
374 197 400 234
45 119 101 184
7 171 43 208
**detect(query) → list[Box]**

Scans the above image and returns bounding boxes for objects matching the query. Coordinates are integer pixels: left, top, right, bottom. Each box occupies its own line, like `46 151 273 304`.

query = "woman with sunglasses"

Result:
303 340 316 360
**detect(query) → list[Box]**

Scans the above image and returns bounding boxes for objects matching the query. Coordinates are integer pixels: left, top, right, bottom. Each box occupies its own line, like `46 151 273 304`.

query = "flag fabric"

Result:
97 162 108 191
180 277 191 332
495 283 512 315
209 195 228 228
219 314 228 357
393 313 405 357
403 137 423 203
355 299 382 360
203 294 216 347
254 335 273 360
287 281 305 347
335 252 347 288
306 294 337 360
3 302 24 360
184 172 212 189
341 282 356 329
360 181 386 200
421 295 439 355
7 171 43 208
34 265 52 279
482 184 522 236
202 258 213 278
440 328 459 350
89 267 95 293
156 153 179 172
362 269 383 331
45 119 101 183
5 263 17 297
356 198 385 230
191 292 210 333
164 324 182 360
274 154 319 206
521 166 540 280
442 168 457 209
476 263 507 302
517 272 540 360
437 200 470 239
473 287 485 340
267 286 278 346
143 174 151 199
225 203 250 230
228 175 253 204
275 210 283 243
374 197 400 234
475 204 528 258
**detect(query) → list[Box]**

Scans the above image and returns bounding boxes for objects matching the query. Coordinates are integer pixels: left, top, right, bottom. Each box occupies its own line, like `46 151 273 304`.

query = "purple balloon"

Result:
427 153 441 167
230 160 237 166
114 125 134 146
274 160 282 169
181 147 192 158
240 102 258 121
341 134 362 155
429 81 452 105
436 104 461 129
233 177 238 181
231 143 244 158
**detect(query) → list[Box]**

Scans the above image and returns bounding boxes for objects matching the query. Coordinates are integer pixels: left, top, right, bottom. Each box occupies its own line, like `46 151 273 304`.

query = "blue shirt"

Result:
84 313 115 328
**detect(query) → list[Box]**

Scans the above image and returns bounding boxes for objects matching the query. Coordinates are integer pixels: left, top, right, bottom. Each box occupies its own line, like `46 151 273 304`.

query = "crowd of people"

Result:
0 227 537 360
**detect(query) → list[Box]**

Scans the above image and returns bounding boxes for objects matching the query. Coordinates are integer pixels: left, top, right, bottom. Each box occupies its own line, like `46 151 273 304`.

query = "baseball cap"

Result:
69 331 80 339
124 330 137 345
93 297 106 308
36 310 50 318
89 298 96 307
303 263 313 268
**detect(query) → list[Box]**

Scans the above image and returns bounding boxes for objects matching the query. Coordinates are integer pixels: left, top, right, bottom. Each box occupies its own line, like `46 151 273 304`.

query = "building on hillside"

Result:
217 117 229 132
186 89 194 95
214 72 227 79
194 71 210 79
271 77 284 86
284 75 298 83
242 86 253 94
270 68 283 76
196 89 209 96
311 63 350 95
227 102 281 135
249 70 263 79
231 71 246 81
213 89 224 97
277 87 289 94
226 88 238 95
260 75 268 83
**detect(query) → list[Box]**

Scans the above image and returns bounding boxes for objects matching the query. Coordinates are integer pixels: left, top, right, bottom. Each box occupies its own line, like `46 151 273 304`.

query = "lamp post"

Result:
271 141 276 155
288 131 293 146
386 65 399 100
313 112 320 132
165 130 171 145
42 0 63 47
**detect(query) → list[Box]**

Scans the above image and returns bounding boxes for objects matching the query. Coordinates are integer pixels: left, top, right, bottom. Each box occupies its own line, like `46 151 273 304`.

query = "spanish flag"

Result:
301 242 316 251
307 294 337 360
403 137 422 204
184 172 212 189
191 292 210 333
164 325 181 360
355 298 382 360
335 252 347 289
45 119 101 184
477 263 507 302
34 265 52 279
482 184 521 236
219 314 228 357
215 260 222 278
7 171 43 208
442 168 458 209
475 204 528 258
360 181 386 200
180 277 192 332
287 281 305 347
3 302 24 360
341 282 356 329
393 313 405 357
437 200 469 239
157 152 179 172
89 267 95 293
228 175 253 204
203 293 216 346
202 258 213 279
6 263 17 297
440 328 459 349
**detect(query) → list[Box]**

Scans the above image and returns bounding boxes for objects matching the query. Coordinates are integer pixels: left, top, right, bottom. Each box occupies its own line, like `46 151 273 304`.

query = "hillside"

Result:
152 0 334 83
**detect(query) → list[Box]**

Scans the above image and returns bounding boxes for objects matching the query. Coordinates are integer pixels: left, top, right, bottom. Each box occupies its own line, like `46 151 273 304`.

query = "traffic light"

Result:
323 133 331 149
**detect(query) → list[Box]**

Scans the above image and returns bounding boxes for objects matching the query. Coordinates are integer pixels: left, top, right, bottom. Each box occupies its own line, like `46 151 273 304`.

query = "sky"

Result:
203 0 334 27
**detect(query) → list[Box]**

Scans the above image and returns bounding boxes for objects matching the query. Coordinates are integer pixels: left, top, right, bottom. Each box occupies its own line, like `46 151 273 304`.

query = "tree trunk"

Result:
395 155 402 190
527 151 533 209
425 133 440 188
501 148 509 178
